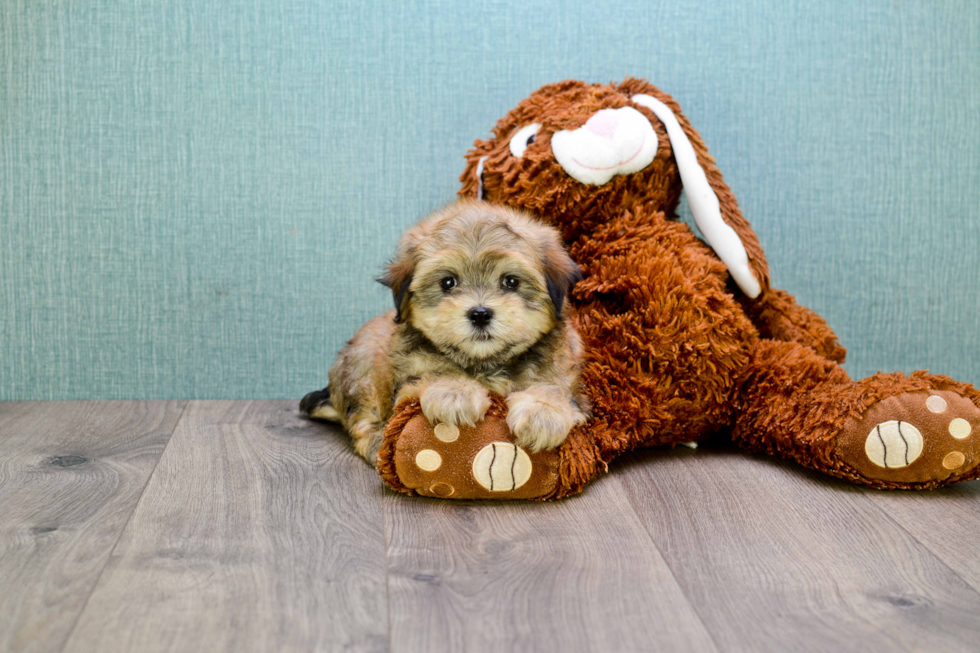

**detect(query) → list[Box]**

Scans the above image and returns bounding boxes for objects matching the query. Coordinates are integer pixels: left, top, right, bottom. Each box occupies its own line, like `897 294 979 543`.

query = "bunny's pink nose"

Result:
583 109 621 140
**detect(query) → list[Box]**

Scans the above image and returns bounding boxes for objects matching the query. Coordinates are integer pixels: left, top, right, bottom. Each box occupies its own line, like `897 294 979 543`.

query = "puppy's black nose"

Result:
467 306 494 328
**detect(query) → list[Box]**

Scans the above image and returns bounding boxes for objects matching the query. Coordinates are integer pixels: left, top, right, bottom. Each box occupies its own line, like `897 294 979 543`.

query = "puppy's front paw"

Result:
419 377 491 427
506 386 585 453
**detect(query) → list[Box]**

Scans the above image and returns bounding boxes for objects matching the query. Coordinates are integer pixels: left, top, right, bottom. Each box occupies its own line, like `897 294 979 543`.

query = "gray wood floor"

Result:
2 401 979 653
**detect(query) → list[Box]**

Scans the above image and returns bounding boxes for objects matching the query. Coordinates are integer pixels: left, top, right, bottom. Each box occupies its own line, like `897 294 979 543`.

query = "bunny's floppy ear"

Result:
630 94 768 299
630 93 767 298
460 135 497 201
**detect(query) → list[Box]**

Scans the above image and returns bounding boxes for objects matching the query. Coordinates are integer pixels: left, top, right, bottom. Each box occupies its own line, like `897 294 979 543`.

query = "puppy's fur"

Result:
301 200 589 465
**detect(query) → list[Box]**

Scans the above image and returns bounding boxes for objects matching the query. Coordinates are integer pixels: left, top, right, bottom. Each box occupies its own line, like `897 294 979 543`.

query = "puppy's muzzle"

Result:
467 306 494 329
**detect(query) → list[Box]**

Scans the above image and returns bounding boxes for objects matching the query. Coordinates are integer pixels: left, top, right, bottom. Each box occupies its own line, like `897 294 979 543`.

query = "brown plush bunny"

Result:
371 78 980 499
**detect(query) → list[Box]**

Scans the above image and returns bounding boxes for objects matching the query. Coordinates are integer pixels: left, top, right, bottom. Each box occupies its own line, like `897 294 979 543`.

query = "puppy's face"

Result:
411 242 551 362
381 201 581 365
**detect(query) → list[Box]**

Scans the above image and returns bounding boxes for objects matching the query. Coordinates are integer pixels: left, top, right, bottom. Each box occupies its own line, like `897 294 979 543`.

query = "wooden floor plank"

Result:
0 401 185 653
60 401 389 653
619 443 980 653
383 474 718 653
856 483 980 594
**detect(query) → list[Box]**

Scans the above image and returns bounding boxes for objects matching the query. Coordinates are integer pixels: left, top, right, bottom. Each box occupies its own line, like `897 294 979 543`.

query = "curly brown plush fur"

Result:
370 78 980 499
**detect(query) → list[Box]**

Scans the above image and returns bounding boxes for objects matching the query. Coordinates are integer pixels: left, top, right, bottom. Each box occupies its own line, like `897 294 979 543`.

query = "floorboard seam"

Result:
615 473 725 653
850 489 980 598
381 488 395 653
55 399 190 653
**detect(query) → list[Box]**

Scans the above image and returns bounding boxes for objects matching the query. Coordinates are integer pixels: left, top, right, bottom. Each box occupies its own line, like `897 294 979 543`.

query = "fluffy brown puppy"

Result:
301 200 588 465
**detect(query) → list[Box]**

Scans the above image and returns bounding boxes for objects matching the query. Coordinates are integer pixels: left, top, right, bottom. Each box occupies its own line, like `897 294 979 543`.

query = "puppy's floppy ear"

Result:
377 255 413 324
542 242 583 321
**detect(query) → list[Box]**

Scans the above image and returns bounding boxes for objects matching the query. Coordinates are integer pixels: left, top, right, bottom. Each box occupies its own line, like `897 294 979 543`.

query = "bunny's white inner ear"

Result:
632 94 761 298
476 156 488 200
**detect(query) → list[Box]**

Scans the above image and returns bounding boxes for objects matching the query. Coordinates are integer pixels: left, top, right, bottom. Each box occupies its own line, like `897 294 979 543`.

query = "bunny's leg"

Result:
732 339 980 488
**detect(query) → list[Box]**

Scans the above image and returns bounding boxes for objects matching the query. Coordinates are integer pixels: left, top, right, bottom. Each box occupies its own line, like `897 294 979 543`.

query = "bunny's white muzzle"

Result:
551 107 658 186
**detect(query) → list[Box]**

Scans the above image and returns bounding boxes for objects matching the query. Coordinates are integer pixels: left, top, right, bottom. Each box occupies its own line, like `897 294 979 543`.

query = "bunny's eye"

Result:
509 124 541 158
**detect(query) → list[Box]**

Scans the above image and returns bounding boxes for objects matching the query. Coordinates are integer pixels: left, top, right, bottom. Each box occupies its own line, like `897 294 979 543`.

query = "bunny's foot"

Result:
836 390 980 487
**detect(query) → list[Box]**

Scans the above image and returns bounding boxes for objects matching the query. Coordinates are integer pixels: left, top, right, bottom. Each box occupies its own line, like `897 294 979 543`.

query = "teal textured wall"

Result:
1 0 978 400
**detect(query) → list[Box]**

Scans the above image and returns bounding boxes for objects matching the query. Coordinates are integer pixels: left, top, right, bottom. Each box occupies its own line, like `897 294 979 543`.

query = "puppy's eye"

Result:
509 124 541 158
501 275 520 291
440 276 457 292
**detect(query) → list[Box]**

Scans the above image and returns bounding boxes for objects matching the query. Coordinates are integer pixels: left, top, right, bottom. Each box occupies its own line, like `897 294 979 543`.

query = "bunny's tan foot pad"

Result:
837 391 980 487
380 398 559 499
